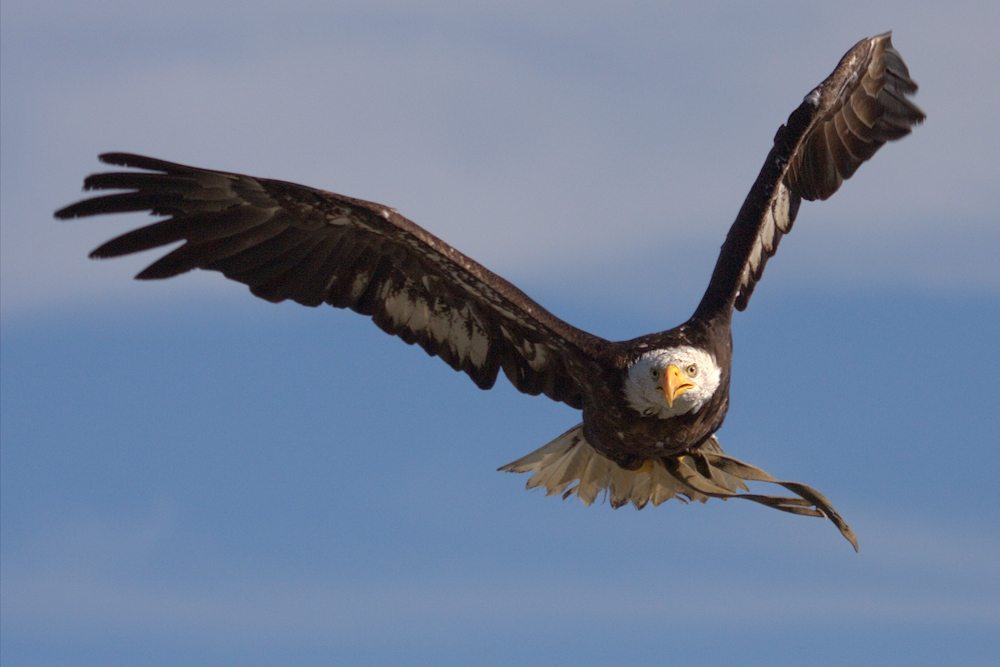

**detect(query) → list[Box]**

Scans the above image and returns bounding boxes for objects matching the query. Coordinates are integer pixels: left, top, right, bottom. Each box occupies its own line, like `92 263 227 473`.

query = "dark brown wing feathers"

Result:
787 34 924 202
55 34 922 403
56 153 608 408
694 33 924 318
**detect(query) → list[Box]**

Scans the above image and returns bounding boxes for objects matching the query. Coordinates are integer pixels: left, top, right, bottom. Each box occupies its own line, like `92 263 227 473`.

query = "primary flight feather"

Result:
56 33 924 550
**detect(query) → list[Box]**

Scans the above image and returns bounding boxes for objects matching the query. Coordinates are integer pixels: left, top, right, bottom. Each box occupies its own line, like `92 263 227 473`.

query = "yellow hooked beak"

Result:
659 364 695 408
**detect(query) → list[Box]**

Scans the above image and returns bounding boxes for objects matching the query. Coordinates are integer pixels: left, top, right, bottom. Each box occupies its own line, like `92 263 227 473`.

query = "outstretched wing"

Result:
55 153 610 408
693 32 924 319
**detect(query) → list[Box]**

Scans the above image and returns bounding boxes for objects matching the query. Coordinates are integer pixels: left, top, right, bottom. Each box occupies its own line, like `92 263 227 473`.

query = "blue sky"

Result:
2 2 998 665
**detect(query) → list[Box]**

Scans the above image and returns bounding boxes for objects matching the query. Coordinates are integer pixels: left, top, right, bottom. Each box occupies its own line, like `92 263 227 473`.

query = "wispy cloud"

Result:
3 1 998 316
4 509 996 645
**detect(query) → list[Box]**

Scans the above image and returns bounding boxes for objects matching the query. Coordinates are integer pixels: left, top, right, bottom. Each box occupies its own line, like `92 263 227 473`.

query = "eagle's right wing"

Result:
55 153 612 408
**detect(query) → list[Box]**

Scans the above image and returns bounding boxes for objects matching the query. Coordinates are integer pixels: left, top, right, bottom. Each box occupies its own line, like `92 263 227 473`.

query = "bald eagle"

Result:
55 33 924 549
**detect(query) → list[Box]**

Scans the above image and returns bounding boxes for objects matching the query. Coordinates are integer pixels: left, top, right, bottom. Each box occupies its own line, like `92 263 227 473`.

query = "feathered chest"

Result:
579 347 731 468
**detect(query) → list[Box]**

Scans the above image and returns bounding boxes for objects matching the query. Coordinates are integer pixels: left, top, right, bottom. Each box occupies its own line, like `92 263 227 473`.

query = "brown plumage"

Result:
55 33 923 549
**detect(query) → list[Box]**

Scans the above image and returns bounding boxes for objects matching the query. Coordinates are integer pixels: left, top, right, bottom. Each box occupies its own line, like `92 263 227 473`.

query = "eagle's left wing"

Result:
693 32 924 319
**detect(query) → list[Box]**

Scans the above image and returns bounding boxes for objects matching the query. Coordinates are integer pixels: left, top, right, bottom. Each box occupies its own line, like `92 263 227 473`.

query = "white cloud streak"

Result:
4 565 996 645
2 1 997 316
4 510 997 644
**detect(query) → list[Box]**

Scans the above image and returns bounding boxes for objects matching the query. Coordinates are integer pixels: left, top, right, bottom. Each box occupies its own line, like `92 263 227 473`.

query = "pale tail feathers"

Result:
498 425 747 509
499 425 858 550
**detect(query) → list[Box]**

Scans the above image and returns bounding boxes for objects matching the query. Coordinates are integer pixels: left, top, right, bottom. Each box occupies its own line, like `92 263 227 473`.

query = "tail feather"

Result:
650 461 685 506
573 453 613 506
499 424 736 510
499 424 858 550
608 463 639 509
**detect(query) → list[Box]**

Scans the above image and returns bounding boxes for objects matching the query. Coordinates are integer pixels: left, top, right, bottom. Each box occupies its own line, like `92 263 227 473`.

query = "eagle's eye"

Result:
686 363 698 377
650 368 659 380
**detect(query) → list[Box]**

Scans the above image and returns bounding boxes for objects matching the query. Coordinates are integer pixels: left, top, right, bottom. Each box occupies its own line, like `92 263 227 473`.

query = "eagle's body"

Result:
55 34 924 549
580 324 732 465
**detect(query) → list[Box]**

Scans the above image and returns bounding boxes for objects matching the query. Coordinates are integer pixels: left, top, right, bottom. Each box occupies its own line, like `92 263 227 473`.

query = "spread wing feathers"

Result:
501 425 857 549
696 33 924 317
54 153 610 408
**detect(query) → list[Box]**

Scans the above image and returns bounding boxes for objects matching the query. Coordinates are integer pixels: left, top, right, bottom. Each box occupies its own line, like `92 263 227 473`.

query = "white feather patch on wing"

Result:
349 270 372 300
739 181 794 296
382 285 416 326
427 299 453 344
499 426 747 510
405 297 431 331
773 181 793 233
381 284 492 370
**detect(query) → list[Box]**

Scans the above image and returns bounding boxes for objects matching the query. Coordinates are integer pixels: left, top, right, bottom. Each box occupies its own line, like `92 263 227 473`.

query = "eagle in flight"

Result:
56 33 924 549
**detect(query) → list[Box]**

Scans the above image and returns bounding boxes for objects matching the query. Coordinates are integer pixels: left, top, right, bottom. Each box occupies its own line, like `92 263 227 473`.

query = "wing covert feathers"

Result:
501 425 858 550
696 32 924 317
55 153 609 408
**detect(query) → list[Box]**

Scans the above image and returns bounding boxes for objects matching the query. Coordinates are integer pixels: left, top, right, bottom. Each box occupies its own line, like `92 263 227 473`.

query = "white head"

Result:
624 346 722 419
